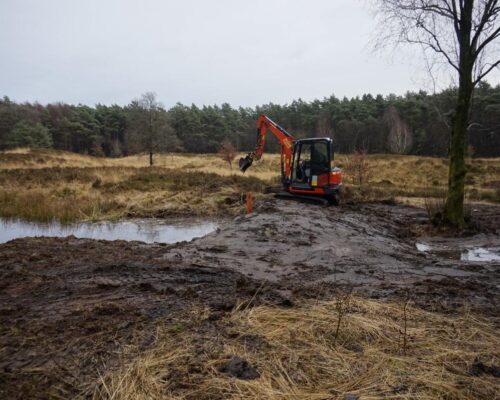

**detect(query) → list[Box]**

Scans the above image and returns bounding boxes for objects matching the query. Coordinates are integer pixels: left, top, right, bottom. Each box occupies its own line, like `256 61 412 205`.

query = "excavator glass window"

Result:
291 140 331 186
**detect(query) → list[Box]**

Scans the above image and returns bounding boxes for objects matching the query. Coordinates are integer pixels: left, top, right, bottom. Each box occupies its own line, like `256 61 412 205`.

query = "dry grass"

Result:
0 150 268 222
0 148 499 222
0 148 279 181
336 154 500 204
92 297 499 400
0 189 122 223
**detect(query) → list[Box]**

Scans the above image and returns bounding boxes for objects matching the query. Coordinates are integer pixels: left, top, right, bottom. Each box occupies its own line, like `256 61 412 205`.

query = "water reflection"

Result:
0 218 217 244
416 242 432 252
461 247 500 262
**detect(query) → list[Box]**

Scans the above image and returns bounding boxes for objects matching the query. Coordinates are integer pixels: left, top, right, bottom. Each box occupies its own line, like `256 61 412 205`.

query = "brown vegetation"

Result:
0 148 499 222
0 150 267 222
218 140 237 171
95 297 500 400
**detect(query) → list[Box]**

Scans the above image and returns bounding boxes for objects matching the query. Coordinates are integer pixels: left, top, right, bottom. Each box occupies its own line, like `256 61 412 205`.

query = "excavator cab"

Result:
288 138 342 204
291 139 331 185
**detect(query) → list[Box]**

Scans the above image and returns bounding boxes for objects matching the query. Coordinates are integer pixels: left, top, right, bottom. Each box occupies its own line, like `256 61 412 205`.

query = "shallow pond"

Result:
0 218 218 244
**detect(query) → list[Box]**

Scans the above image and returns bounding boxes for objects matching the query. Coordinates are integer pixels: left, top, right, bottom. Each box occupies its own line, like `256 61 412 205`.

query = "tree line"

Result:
1 82 499 159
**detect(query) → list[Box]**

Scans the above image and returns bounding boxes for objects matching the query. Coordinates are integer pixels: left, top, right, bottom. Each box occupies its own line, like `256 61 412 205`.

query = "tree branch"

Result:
447 0 462 38
414 17 461 71
474 59 500 83
474 25 500 57
471 0 499 50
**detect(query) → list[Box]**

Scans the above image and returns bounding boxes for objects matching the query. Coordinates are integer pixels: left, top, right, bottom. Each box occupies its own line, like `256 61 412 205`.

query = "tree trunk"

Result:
444 1 474 228
444 80 473 227
149 151 153 167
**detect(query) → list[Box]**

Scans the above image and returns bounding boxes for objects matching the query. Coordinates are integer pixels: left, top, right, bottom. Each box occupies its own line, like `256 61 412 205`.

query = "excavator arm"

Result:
239 115 294 182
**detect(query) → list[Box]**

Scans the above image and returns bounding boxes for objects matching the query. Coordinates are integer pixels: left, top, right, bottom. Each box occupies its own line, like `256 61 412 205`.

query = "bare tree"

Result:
384 106 413 153
373 0 500 227
344 148 373 188
218 140 237 171
127 92 170 166
141 92 161 167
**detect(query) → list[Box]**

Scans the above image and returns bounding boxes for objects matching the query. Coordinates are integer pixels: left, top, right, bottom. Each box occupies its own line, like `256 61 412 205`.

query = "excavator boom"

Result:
239 115 294 179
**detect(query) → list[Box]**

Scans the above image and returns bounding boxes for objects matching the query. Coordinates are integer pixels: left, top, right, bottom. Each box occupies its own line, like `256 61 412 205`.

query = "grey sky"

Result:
1 0 498 108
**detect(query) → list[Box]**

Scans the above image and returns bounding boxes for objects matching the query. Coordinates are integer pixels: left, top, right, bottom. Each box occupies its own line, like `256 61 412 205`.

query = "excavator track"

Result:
263 185 283 194
274 191 330 206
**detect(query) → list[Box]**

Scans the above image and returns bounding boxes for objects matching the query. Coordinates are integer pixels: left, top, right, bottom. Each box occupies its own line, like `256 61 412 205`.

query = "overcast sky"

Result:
1 0 498 108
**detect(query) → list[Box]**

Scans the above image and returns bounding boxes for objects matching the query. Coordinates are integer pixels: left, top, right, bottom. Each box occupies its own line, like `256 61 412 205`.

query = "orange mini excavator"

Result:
239 114 342 205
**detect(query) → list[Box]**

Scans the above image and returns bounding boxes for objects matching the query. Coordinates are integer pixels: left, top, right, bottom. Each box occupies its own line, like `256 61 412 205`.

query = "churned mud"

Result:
166 200 499 311
0 199 499 397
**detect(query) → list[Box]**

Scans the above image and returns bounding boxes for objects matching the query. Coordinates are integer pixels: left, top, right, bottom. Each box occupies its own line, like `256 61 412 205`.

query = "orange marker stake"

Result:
246 192 253 214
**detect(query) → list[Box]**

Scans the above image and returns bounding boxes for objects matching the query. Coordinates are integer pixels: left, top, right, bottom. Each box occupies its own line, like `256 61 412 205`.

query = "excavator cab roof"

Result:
295 137 332 143
293 137 333 157
294 137 334 157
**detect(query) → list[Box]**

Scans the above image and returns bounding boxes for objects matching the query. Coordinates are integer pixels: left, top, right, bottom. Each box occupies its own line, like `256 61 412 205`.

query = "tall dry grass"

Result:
0 148 499 221
0 189 121 223
0 161 267 222
92 297 499 400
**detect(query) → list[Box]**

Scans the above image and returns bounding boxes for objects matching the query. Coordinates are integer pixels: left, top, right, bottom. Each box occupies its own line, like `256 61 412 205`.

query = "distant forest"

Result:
1 81 499 158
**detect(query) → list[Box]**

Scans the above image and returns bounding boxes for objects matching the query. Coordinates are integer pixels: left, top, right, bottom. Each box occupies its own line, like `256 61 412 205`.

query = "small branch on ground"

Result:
333 287 353 348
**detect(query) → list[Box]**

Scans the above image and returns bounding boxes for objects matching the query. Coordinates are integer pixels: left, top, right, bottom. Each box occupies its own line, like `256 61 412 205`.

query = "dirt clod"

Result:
218 356 260 380
469 357 500 377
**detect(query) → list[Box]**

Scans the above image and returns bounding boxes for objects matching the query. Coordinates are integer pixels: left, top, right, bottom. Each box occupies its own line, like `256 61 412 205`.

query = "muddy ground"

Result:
0 199 499 398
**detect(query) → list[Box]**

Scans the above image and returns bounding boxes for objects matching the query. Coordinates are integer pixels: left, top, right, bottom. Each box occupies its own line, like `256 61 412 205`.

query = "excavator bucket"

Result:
239 156 253 173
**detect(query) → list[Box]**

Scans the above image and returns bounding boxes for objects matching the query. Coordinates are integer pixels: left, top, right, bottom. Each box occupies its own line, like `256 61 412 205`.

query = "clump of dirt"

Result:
218 356 260 380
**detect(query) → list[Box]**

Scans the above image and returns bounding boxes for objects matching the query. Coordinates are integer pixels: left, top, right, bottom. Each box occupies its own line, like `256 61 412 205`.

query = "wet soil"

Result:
171 200 499 311
0 199 499 398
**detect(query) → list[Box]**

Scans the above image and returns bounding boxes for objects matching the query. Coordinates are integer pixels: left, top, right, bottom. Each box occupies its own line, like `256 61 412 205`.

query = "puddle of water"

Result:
416 241 500 263
416 242 432 252
0 218 217 244
461 247 500 262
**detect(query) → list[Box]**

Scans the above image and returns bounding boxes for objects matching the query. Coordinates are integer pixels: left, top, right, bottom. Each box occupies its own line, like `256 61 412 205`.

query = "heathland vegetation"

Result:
1 148 498 223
